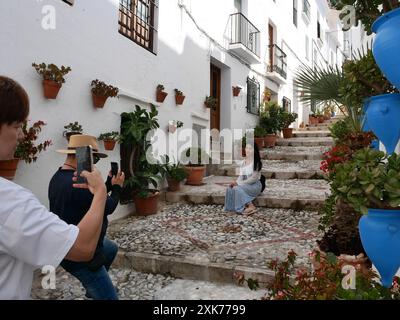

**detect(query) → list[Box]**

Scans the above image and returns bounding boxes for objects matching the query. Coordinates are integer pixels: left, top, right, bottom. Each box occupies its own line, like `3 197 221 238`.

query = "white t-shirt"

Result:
0 177 79 300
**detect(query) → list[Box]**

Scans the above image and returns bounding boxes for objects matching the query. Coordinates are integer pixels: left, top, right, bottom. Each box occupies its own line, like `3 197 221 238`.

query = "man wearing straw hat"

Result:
48 134 125 300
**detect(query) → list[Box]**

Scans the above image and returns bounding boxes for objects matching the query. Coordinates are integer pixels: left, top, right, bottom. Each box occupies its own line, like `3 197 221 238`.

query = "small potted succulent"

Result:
168 120 183 134
91 79 119 108
63 121 83 141
0 120 52 180
160 155 188 192
32 63 71 99
232 86 242 97
98 131 120 151
175 89 185 105
204 96 218 110
156 84 168 103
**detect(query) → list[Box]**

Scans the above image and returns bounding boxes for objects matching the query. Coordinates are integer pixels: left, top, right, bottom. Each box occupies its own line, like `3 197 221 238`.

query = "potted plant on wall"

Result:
156 84 168 103
91 79 119 108
168 120 183 134
63 121 83 141
32 63 71 99
98 131 120 151
182 147 210 186
0 120 52 180
232 86 242 97
204 96 217 110
160 155 188 192
175 89 185 105
120 105 162 216
280 111 298 139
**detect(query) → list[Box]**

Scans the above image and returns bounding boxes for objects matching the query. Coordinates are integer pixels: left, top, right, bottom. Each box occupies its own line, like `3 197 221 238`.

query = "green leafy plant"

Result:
91 79 119 97
279 111 298 129
254 126 266 138
15 120 52 164
157 84 165 91
329 0 400 34
204 96 218 110
260 101 282 134
32 63 71 84
329 119 352 142
174 89 184 96
332 148 400 214
182 147 210 167
160 155 188 182
120 105 162 198
64 121 83 133
264 249 400 300
98 131 120 141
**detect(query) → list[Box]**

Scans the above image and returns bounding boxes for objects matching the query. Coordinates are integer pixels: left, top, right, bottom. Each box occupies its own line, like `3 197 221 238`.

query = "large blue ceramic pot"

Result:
359 209 400 288
372 8 400 89
362 100 380 150
364 93 400 154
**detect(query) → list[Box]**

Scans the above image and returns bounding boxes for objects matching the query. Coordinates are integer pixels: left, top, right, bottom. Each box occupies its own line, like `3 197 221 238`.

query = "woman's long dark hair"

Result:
252 143 262 172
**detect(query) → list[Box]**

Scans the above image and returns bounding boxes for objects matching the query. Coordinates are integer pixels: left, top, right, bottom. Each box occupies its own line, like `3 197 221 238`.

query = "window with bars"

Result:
246 77 260 116
119 0 158 54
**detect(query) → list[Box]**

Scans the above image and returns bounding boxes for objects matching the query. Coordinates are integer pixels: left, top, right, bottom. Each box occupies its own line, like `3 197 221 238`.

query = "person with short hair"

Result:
0 76 107 300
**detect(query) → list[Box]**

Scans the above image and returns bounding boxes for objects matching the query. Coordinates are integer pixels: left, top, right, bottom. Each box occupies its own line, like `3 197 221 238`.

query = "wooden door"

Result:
210 64 221 131
268 24 274 68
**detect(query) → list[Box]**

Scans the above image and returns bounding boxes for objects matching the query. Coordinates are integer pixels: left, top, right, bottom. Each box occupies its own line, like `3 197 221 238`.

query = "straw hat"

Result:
57 134 108 158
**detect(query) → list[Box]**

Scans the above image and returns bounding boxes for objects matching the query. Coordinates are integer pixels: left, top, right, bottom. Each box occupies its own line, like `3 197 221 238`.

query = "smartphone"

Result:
76 146 93 184
111 162 119 177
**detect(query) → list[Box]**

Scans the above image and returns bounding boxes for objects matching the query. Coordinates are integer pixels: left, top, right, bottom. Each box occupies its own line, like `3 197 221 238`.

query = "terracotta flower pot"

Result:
156 90 168 103
134 191 160 216
254 137 265 149
318 116 325 123
175 95 185 105
233 87 241 97
167 178 181 192
264 134 277 148
282 128 293 139
0 158 20 180
43 80 61 99
103 139 116 151
309 116 318 125
92 93 108 108
185 166 206 186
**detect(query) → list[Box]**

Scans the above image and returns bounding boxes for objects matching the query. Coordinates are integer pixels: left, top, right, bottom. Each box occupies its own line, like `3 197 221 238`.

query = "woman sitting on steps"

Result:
224 143 263 216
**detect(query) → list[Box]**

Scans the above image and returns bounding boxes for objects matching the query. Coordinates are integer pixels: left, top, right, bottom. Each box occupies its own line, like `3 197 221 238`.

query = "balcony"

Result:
228 13 261 64
266 44 287 84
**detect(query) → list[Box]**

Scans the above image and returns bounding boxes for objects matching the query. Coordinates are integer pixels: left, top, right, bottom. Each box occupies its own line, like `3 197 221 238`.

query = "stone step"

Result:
218 160 324 180
293 131 331 138
298 126 330 131
276 137 334 147
165 176 329 210
108 203 321 287
261 146 329 161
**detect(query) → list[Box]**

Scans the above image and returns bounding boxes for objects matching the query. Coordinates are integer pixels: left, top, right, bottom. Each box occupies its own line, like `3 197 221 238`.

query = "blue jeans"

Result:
61 238 119 300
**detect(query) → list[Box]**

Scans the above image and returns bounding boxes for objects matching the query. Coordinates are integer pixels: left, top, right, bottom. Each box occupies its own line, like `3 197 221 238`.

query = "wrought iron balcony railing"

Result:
229 13 260 58
268 44 287 79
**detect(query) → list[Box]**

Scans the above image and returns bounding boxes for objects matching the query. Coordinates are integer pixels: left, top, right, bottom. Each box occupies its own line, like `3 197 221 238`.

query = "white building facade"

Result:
1 0 348 218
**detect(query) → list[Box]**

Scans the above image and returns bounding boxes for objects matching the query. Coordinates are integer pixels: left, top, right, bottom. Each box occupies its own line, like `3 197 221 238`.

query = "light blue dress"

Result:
224 161 262 214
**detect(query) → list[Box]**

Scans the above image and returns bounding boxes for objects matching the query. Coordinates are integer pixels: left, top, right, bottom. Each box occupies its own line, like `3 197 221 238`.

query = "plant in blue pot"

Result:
333 148 400 288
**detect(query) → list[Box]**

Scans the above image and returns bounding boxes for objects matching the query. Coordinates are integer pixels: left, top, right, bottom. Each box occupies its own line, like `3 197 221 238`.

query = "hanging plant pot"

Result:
92 93 108 108
282 128 293 139
264 134 277 148
0 158 20 180
185 166 205 185
156 90 168 103
175 95 185 105
167 178 181 192
43 80 61 99
372 8 400 89
359 209 400 288
233 86 241 97
103 139 116 151
134 191 160 216
364 93 400 154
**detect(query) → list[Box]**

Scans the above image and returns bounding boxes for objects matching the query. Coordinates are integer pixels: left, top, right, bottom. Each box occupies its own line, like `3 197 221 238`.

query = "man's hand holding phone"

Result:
73 168 107 196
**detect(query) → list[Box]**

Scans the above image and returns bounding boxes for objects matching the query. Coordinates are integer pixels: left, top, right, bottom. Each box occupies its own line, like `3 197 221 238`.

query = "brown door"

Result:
268 24 274 68
210 64 221 131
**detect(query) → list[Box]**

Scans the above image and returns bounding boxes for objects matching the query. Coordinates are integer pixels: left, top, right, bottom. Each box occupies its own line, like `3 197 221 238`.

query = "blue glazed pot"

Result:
372 8 400 89
363 100 380 150
359 209 400 288
364 93 400 154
